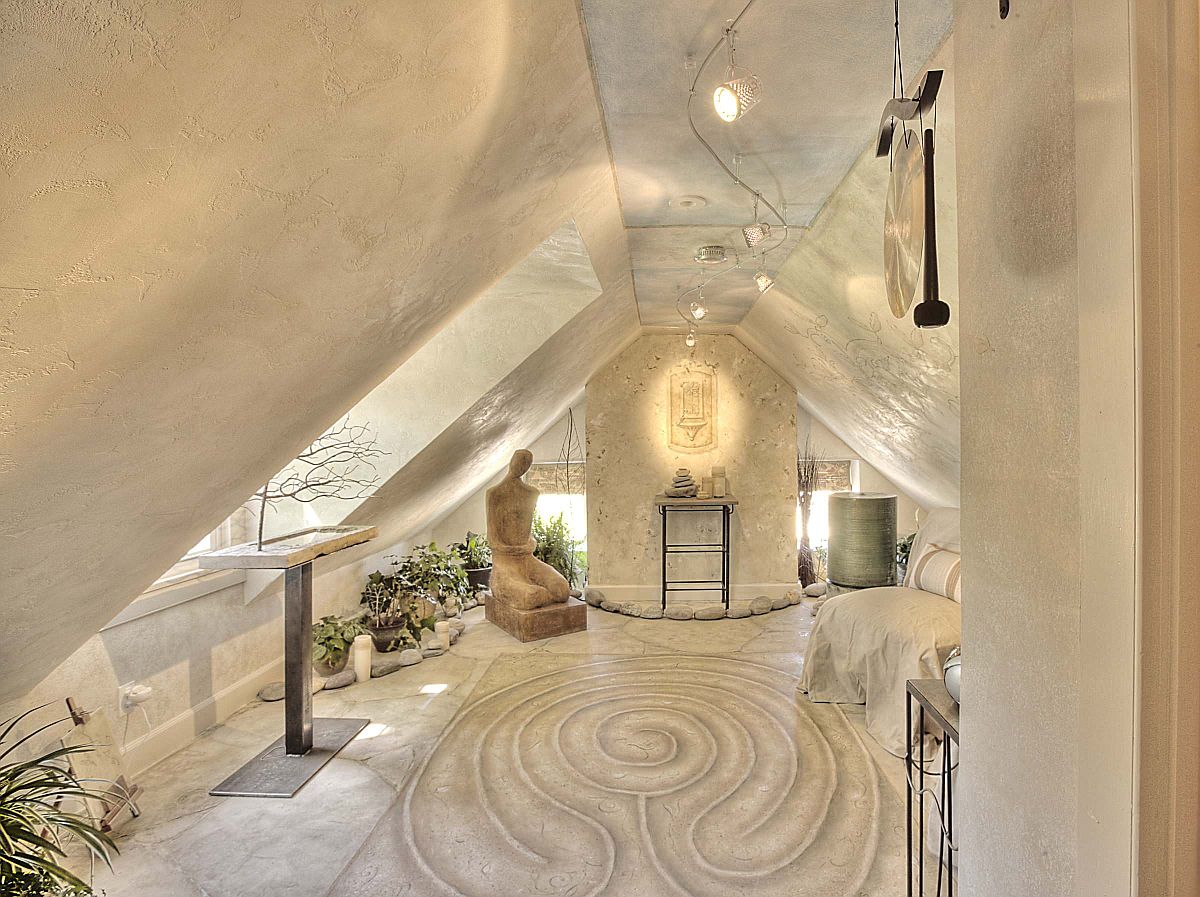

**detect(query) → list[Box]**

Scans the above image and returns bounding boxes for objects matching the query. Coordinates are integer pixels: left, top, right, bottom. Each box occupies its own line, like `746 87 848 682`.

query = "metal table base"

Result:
657 498 736 610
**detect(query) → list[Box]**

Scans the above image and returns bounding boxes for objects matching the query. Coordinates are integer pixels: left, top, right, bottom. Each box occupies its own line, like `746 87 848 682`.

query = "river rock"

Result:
323 669 356 690
787 589 805 605
422 645 446 658
584 588 606 607
372 648 423 677
258 674 324 701
695 605 727 621
600 600 622 613
727 605 752 619
770 595 790 611
749 595 773 615
803 581 828 598
641 606 663 620
618 602 642 617
448 618 466 634
665 605 695 621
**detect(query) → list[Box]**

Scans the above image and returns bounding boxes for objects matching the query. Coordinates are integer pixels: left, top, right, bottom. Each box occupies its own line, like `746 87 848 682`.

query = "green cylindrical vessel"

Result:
828 492 897 587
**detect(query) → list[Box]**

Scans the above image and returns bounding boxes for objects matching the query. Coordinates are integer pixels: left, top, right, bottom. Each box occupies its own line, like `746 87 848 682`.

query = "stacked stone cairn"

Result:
664 468 698 498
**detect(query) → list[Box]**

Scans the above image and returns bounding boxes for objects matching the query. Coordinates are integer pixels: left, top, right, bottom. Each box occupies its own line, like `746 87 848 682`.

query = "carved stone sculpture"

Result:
486 450 570 611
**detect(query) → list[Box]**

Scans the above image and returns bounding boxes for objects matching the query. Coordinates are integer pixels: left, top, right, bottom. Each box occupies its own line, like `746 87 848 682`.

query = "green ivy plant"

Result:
532 513 585 588
0 708 117 897
312 615 366 667
391 543 470 605
449 532 492 569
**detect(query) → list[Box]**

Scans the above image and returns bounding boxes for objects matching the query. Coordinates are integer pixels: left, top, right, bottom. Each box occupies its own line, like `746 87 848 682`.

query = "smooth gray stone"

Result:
727 605 752 619
372 648 423 678
665 606 695 621
323 669 356 690
619 603 643 617
584 588 606 607
258 675 324 701
463 598 478 611
770 595 790 611
448 618 466 634
803 581 828 597
422 645 445 658
750 595 773 615
569 588 583 598
449 628 461 645
476 590 489 605
600 600 623 613
787 589 805 606
695 605 727 620
664 489 697 498
641 606 664 619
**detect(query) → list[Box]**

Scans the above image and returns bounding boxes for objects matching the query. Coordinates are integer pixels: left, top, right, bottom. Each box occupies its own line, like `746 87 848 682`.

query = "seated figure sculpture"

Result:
486 449 570 610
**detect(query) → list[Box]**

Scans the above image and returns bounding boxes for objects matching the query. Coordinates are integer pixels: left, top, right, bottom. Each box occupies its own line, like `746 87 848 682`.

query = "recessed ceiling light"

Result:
672 195 708 210
693 245 727 265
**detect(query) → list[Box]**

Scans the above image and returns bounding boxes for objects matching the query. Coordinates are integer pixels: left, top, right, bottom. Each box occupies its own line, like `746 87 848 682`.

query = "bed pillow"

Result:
907 544 961 603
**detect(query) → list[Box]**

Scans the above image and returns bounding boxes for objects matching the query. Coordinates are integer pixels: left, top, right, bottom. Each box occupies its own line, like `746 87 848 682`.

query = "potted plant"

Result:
0 707 117 897
393 543 471 612
360 567 437 653
896 532 916 584
450 531 492 591
311 615 366 677
532 513 584 588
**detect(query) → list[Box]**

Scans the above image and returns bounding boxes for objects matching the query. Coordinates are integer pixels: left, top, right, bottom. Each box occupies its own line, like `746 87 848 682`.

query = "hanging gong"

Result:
883 128 925 319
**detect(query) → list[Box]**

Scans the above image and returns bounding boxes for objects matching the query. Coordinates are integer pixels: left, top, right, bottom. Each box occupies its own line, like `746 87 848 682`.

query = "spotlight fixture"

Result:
689 295 708 320
685 328 697 348
712 28 761 122
742 221 772 248
693 245 727 265
754 270 775 294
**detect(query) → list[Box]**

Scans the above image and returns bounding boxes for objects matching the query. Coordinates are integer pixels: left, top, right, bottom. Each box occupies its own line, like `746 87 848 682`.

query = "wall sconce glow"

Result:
713 75 761 122
742 222 771 247
754 271 775 294
689 299 708 320
685 329 697 348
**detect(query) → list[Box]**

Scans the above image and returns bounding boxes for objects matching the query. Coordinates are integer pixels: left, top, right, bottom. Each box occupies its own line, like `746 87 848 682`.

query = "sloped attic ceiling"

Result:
737 43 960 509
0 1 637 701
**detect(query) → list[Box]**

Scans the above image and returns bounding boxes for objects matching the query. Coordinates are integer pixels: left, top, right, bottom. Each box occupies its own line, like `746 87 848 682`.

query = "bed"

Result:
798 508 961 756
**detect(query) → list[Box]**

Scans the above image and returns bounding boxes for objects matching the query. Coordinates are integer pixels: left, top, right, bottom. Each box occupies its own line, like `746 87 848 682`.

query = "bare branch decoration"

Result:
797 435 824 587
250 418 388 549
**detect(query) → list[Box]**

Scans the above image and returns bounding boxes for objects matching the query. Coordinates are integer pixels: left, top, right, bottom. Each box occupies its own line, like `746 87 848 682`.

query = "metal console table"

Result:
906 678 959 897
655 494 737 610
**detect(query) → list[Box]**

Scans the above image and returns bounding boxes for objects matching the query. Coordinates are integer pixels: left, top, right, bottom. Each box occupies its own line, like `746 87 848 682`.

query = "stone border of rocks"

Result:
581 587 810 621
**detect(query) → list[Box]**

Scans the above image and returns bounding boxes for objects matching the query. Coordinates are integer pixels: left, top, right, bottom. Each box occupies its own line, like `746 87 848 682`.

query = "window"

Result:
150 510 249 589
797 460 857 549
527 462 587 551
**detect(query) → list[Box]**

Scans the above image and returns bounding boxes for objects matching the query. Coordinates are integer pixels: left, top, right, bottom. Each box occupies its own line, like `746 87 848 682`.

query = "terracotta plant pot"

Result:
313 652 349 678
367 622 408 653
466 566 492 591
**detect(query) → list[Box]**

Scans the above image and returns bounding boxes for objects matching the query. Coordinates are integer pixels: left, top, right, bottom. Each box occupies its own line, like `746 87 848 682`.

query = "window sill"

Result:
101 568 246 631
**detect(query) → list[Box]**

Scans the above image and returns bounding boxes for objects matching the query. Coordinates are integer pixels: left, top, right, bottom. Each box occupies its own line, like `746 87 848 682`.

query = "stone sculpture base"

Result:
486 596 587 643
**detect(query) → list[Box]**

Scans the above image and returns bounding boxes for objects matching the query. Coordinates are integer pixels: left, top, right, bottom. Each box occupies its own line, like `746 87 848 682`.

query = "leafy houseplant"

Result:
0 708 117 897
392 543 470 609
896 532 916 584
311 615 366 677
450 532 492 591
532 513 584 588
360 571 434 653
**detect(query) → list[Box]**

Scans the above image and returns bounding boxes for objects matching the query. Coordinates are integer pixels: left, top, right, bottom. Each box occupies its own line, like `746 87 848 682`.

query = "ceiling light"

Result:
671 194 708 210
743 222 772 247
714 74 762 122
685 329 697 348
693 245 727 265
689 298 708 320
754 270 775 294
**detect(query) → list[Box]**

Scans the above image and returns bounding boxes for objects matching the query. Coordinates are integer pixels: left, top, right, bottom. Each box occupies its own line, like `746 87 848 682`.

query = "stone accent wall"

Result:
586 334 798 602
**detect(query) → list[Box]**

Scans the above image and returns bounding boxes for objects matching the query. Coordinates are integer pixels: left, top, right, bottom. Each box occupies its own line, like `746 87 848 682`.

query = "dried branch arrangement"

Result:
797 435 824 586
251 418 387 549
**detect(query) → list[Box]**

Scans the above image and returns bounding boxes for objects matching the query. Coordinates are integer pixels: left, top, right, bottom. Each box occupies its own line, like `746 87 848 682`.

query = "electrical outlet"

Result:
118 682 137 715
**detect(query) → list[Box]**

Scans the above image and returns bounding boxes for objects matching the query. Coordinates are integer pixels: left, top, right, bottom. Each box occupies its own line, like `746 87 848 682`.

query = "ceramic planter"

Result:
367 621 409 653
313 652 349 678
465 566 492 591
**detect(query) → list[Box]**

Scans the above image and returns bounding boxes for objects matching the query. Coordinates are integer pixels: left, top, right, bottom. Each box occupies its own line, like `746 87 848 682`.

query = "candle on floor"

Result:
436 620 451 651
352 633 373 683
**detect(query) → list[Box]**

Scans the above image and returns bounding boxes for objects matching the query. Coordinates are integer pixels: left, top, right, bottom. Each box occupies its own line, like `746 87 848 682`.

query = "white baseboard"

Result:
587 582 794 603
121 656 284 776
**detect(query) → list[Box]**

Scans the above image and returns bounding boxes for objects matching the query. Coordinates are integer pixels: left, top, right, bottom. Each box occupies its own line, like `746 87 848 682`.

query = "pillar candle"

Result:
352 633 373 683
436 620 451 651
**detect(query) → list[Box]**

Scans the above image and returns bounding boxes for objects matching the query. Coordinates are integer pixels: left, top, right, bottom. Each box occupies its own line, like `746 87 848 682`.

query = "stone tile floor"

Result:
91 604 910 897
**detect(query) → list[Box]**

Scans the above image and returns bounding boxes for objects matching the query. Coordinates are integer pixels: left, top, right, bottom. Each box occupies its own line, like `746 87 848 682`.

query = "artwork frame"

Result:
669 363 718 452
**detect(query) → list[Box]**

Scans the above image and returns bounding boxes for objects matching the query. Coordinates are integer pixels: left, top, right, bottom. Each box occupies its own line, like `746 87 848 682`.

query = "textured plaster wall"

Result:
954 0 1139 893
0 0 636 702
586 334 797 600
738 42 959 511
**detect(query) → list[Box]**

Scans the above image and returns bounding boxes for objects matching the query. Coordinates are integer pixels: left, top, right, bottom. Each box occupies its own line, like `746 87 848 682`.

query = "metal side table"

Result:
906 678 959 897
655 494 737 610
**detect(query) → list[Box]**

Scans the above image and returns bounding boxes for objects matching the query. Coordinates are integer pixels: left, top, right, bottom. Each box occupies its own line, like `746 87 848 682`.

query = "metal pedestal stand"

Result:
200 526 376 798
655 495 738 610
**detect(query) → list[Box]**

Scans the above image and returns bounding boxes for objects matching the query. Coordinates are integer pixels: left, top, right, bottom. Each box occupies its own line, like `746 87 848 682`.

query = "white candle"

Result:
352 634 373 683
436 620 451 651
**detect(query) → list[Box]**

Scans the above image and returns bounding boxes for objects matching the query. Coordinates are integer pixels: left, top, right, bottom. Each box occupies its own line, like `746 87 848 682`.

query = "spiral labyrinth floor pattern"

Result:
332 654 906 897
